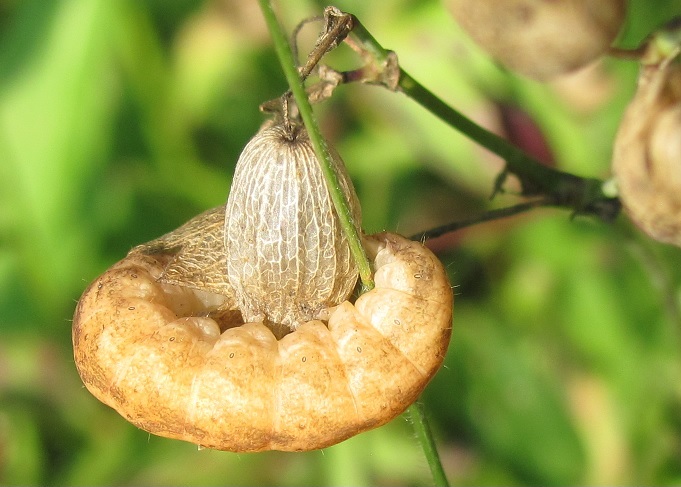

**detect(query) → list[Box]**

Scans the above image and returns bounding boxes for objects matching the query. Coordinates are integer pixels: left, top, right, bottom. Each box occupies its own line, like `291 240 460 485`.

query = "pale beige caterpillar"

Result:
72 224 452 452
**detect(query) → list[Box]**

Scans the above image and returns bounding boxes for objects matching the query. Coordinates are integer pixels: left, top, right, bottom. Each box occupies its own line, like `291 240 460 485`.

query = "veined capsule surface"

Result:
225 122 361 329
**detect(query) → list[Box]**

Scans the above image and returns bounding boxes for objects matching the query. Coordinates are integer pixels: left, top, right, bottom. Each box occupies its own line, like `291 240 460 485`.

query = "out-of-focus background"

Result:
2 0 681 485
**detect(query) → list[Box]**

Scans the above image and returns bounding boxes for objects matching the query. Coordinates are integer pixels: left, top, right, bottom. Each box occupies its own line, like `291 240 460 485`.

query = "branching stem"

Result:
347 14 621 223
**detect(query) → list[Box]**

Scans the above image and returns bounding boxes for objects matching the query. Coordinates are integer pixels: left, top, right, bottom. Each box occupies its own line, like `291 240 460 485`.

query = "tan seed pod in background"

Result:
72 227 453 452
612 57 681 246
445 0 627 80
225 122 362 330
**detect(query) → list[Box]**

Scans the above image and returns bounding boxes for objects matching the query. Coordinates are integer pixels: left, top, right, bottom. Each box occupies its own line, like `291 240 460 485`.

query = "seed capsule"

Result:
445 0 627 80
612 56 681 246
225 122 361 329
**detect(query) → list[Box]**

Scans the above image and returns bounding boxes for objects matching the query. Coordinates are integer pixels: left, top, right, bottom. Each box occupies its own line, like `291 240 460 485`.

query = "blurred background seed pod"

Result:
612 57 681 246
444 0 627 80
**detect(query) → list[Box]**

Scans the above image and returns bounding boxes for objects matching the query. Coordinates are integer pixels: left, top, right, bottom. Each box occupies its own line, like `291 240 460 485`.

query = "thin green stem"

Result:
408 402 450 487
399 73 557 181
397 73 599 202
260 6 447 484
258 0 374 292
411 198 550 241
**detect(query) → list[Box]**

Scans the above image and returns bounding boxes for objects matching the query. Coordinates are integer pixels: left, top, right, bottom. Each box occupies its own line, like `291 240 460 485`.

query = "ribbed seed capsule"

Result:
225 122 361 330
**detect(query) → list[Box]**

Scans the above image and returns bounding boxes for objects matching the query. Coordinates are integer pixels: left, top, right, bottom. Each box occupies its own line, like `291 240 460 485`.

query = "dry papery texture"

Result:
612 59 681 246
225 123 362 330
72 230 453 452
446 0 627 80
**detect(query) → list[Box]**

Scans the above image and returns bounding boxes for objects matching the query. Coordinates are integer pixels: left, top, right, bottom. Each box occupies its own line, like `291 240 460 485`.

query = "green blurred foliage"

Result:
2 0 681 485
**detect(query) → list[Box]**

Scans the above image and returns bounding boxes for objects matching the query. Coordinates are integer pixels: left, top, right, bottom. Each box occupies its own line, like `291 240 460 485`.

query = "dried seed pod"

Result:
225 122 361 329
72 230 453 452
612 58 681 246
132 205 234 299
445 0 627 80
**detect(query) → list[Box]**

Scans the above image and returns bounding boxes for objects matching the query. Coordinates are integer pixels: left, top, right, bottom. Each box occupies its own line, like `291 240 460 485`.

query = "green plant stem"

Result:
411 199 550 241
258 0 374 292
408 402 450 487
349 16 620 222
260 5 447 485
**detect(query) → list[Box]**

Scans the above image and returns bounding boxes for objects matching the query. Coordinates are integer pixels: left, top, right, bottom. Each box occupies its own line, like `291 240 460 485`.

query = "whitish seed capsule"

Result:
224 121 362 329
445 0 627 80
612 55 681 246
